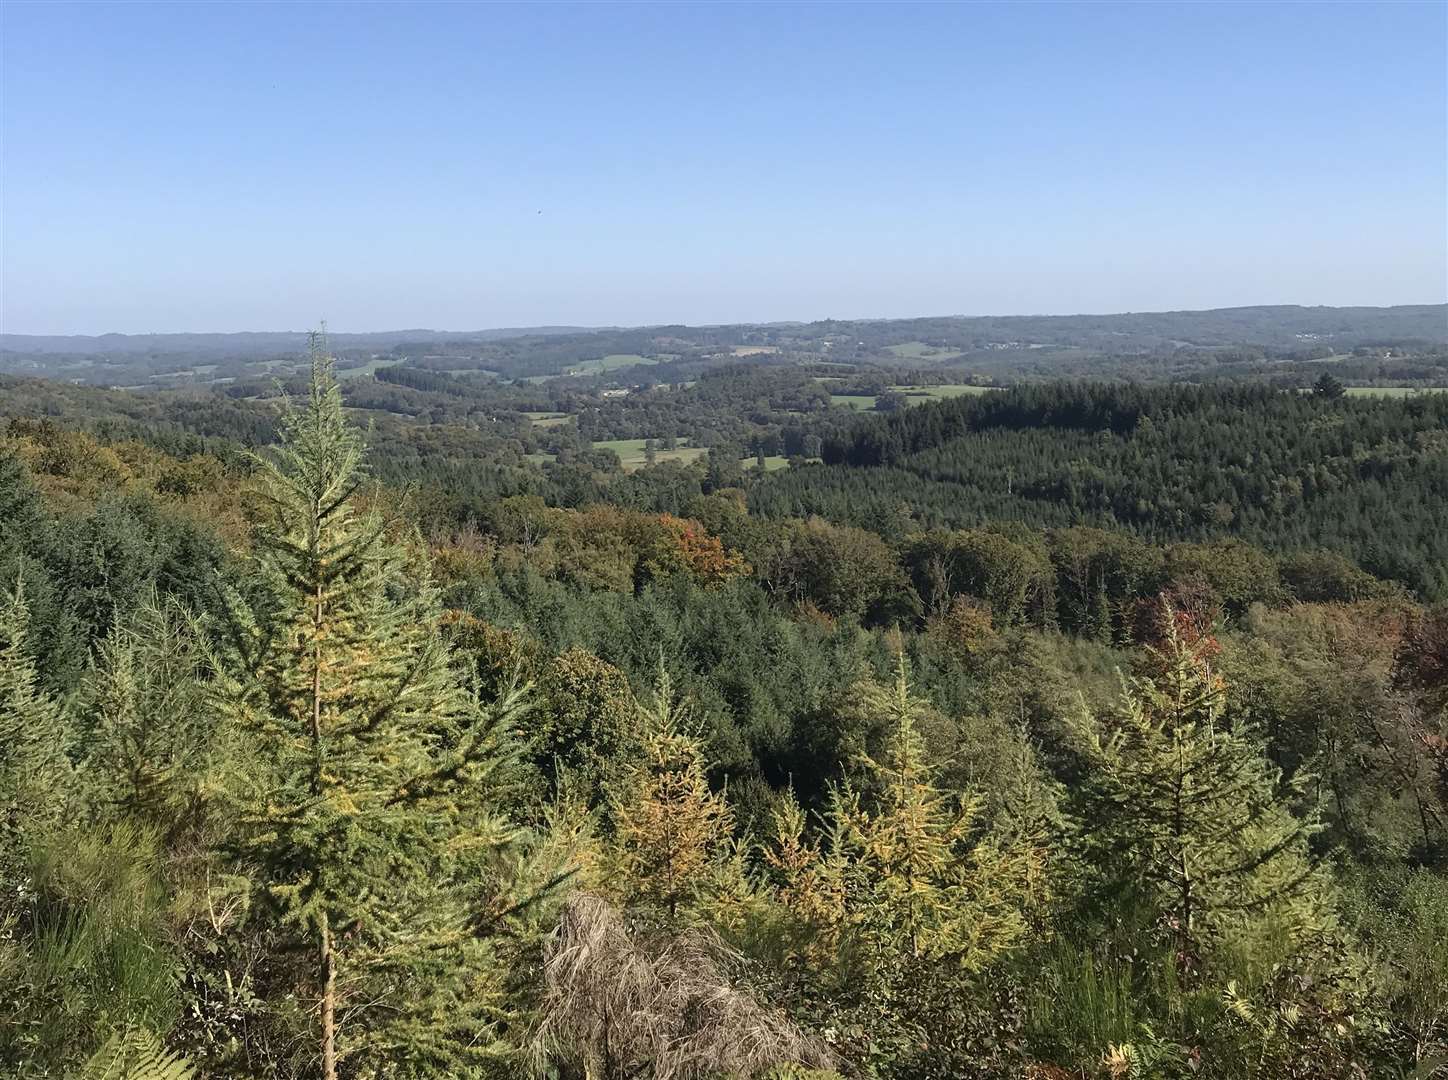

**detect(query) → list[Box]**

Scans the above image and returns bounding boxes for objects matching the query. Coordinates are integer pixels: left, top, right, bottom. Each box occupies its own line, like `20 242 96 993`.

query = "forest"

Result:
2 340 1447 1080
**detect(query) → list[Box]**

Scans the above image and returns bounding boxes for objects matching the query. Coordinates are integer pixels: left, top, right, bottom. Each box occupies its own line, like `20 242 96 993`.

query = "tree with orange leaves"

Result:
652 513 750 587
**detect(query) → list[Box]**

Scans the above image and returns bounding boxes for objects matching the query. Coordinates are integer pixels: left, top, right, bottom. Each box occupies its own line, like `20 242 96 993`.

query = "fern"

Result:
80 1028 194 1080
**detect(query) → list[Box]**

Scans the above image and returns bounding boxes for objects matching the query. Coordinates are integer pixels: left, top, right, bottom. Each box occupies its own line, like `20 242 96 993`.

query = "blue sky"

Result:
2 1 1444 334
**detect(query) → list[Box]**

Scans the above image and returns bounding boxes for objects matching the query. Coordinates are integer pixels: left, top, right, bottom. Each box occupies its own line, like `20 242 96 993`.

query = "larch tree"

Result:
608 666 733 922
1069 605 1331 982
830 657 1042 971
762 657 1043 1071
208 336 560 1078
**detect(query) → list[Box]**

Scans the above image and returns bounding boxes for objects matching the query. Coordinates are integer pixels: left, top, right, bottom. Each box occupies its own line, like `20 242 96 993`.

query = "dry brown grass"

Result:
530 893 834 1079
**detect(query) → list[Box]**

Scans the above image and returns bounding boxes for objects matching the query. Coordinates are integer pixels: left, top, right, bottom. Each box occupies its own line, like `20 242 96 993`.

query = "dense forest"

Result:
768 383 1448 599
2 338 1447 1079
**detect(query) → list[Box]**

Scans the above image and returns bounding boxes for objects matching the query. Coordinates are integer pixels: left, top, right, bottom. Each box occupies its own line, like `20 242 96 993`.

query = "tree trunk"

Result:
1174 730 1195 985
313 572 338 1080
321 913 338 1080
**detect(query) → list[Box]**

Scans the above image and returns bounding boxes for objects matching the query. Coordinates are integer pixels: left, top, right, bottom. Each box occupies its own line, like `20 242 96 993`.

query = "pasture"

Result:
893 383 997 399
593 438 708 470
1343 386 1446 397
567 354 660 376
885 341 963 361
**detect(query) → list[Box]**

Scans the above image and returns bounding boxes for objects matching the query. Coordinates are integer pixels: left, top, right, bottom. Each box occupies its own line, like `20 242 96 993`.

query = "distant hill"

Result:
4 305 1443 358
0 326 602 356
3 304 1442 388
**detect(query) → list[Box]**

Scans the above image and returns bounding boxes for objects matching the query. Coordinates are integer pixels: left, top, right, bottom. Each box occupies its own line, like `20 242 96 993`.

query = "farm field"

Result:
892 383 997 399
523 411 572 427
753 455 791 471
885 341 963 360
1343 385 1447 397
336 358 392 380
832 384 999 410
593 438 707 470
567 354 659 376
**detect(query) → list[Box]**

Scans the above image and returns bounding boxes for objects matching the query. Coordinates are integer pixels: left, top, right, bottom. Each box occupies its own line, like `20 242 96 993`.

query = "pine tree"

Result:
208 336 556 1077
1069 607 1330 981
609 666 733 922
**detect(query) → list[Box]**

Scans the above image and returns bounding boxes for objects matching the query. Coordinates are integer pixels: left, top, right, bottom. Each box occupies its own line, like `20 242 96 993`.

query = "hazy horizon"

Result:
3 300 1444 344
3 1 1445 336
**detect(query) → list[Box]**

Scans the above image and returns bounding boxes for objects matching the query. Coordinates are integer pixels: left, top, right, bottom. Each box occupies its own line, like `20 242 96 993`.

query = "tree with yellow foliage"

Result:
762 658 1047 1074
609 667 734 922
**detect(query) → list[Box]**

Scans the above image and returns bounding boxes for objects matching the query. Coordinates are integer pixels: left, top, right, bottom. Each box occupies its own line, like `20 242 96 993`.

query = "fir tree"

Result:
208 335 557 1077
1069 605 1331 981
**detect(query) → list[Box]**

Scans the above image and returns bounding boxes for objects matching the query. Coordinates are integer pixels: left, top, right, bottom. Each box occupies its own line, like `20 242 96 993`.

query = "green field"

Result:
1344 386 1447 397
568 354 660 376
892 383 997 399
594 438 707 470
151 363 222 381
523 411 572 427
831 384 997 411
885 341 963 361
336 358 391 380
750 455 791 472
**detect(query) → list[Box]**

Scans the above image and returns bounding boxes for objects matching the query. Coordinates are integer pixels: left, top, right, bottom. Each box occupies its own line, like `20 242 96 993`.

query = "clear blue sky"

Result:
2 1 1444 335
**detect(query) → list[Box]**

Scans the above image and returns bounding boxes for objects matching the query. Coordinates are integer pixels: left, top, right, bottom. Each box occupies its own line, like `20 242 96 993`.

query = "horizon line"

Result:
4 299 1445 341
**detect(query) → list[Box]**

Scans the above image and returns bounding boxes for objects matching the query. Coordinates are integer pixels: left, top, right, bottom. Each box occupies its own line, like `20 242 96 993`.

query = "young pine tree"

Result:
209 337 554 1078
763 658 1043 1075
1069 606 1330 982
608 666 734 922
831 656 1041 971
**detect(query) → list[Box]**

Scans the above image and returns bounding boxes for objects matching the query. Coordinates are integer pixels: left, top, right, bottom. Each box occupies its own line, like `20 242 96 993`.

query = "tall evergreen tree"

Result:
1069 606 1331 981
208 336 555 1077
